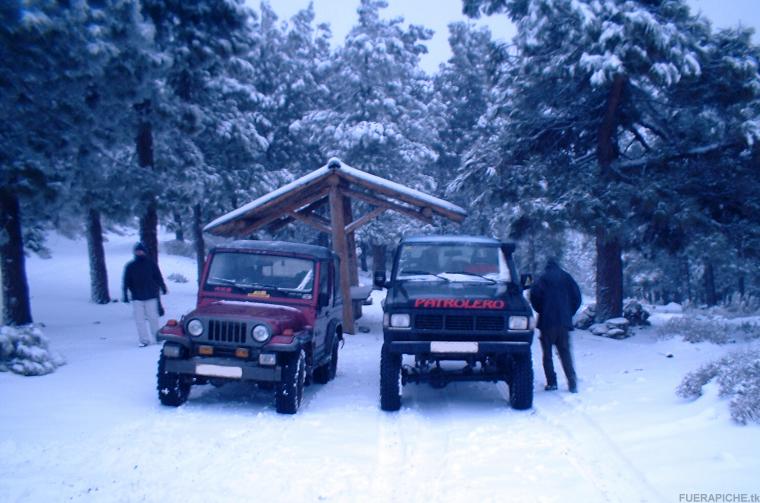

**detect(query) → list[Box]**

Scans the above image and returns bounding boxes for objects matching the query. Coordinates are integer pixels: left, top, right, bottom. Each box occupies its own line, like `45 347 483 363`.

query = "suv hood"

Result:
190 299 308 332
386 280 525 311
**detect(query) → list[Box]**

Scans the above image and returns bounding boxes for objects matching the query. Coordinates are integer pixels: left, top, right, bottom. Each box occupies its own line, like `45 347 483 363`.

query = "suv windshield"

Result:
395 243 511 282
205 252 315 300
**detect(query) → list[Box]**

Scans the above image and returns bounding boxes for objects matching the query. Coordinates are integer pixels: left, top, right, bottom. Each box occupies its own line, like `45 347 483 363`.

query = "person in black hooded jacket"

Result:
122 242 167 346
530 258 582 392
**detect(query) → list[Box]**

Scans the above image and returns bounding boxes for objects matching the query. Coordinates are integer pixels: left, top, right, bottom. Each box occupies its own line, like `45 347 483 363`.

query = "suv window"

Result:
333 257 342 303
395 243 511 282
318 260 330 298
205 252 315 299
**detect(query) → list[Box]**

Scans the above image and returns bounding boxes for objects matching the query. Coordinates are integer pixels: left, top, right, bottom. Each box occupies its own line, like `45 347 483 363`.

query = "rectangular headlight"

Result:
390 313 411 328
259 353 276 366
509 316 529 330
163 344 182 358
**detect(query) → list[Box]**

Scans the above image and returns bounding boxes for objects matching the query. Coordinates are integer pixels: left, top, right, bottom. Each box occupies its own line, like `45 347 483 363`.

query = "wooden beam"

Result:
237 187 330 236
337 169 466 223
345 206 385 235
289 210 332 234
329 185 355 334
341 187 433 225
267 196 328 234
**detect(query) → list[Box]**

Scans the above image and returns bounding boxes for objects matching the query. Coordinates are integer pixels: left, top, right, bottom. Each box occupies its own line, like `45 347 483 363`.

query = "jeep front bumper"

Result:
164 356 282 382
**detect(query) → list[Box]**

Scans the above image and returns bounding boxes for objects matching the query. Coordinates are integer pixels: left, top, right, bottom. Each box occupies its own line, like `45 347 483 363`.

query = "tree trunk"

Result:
359 241 368 272
139 198 159 264
192 204 206 285
703 259 717 307
595 228 623 321
594 74 626 321
135 100 158 263
173 211 184 242
372 244 386 273
682 256 692 303
0 189 33 325
86 208 110 304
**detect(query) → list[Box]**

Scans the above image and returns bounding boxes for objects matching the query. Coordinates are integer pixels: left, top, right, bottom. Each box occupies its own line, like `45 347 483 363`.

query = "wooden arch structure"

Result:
204 158 466 333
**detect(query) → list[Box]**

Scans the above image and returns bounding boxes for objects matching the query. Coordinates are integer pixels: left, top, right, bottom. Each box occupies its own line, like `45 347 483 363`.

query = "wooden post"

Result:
328 176 355 334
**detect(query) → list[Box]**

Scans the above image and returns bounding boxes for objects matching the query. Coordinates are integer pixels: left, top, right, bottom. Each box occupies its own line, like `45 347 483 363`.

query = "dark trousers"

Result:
539 325 577 386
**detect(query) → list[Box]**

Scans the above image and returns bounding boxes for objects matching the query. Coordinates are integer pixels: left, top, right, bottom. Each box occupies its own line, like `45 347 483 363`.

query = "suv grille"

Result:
414 314 443 330
445 315 473 331
413 314 505 332
208 320 247 344
476 316 504 331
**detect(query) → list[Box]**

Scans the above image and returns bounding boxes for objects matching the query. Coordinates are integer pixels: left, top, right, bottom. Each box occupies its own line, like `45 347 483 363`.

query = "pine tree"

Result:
461 0 760 316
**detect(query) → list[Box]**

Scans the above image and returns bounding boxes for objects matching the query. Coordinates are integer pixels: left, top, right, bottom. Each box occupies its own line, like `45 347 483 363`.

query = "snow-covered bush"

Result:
657 316 760 344
677 348 760 425
167 272 188 284
0 325 65 376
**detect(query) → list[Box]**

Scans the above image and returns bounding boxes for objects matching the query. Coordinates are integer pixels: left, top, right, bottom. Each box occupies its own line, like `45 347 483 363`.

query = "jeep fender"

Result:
157 333 191 349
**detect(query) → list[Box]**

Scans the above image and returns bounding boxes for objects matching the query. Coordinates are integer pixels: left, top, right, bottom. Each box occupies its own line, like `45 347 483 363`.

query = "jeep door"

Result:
313 259 341 358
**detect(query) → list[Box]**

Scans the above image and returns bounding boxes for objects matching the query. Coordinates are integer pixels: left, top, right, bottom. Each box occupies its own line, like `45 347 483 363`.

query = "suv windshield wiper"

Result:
399 270 450 282
440 271 497 284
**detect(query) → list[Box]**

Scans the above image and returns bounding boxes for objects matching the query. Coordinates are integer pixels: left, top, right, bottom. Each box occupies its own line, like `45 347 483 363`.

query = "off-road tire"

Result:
313 336 339 384
509 353 534 410
276 349 306 414
157 351 191 407
380 344 402 411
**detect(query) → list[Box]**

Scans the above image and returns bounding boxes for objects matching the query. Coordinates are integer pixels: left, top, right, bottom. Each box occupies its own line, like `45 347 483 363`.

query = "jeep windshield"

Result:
395 243 511 282
205 252 315 300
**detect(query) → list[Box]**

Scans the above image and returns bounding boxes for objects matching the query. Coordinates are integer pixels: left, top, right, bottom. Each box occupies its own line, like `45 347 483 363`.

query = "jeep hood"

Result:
190 299 308 332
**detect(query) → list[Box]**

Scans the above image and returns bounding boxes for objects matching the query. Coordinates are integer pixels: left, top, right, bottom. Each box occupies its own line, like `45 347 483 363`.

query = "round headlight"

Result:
252 324 271 342
187 319 204 336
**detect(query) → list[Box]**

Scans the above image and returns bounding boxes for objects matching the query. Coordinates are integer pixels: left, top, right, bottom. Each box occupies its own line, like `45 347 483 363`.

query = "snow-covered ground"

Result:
1 231 759 502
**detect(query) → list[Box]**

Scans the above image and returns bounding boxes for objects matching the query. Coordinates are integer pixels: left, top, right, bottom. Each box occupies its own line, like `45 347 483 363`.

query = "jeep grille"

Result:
208 320 247 344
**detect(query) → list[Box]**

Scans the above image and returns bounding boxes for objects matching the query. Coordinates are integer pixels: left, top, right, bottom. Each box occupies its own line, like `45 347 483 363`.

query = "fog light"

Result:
509 316 529 330
198 345 214 356
163 344 182 358
235 348 250 359
259 353 276 366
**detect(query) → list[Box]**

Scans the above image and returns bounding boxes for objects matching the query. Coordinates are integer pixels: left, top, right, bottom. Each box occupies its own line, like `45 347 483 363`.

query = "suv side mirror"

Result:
317 292 330 308
373 270 387 289
520 273 533 290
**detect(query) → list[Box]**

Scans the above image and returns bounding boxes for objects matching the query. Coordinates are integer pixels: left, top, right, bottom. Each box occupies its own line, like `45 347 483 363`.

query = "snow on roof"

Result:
204 166 331 232
333 159 466 217
204 158 466 234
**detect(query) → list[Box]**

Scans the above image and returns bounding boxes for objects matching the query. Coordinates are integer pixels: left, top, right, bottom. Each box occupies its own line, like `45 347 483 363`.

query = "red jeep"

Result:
156 240 343 414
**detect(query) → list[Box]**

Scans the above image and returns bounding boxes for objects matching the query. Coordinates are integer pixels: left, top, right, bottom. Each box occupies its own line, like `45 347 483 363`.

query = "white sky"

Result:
258 0 760 74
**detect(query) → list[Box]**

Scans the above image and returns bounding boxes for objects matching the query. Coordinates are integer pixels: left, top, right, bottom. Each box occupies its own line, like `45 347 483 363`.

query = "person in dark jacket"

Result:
530 258 582 392
122 242 167 347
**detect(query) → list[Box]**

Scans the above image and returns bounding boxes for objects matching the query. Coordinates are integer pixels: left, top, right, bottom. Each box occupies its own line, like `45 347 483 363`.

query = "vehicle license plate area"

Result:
195 364 243 378
430 341 479 353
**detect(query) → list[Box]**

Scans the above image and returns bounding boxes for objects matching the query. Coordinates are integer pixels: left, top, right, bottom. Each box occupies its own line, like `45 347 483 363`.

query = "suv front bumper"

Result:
164 356 283 382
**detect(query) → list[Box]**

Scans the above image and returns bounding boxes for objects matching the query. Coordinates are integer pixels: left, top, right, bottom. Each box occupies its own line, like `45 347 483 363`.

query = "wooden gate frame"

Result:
204 158 466 333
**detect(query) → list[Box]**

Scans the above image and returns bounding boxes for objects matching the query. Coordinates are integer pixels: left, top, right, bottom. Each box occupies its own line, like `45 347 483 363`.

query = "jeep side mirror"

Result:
373 270 387 289
520 273 533 290
317 292 330 308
